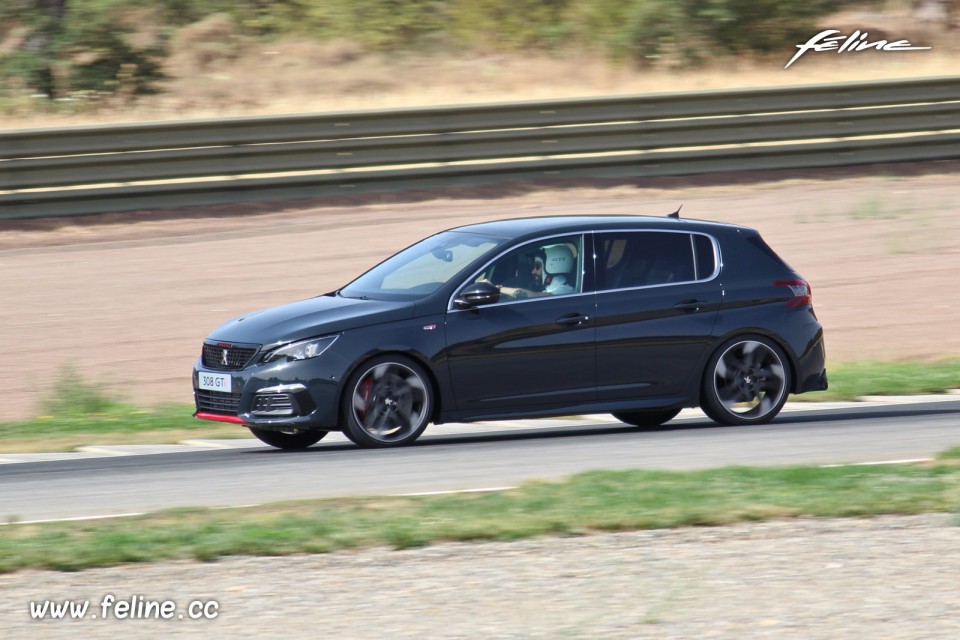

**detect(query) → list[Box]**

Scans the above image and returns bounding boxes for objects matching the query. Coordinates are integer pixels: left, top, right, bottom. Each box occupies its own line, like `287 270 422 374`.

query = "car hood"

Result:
206 294 415 346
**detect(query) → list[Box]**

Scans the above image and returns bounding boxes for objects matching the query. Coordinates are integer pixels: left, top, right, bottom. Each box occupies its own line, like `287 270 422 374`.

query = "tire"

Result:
701 335 791 426
248 427 328 450
342 355 433 448
612 408 681 428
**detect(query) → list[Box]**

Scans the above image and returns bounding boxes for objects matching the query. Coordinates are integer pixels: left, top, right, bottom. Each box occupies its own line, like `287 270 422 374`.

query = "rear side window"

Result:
694 234 717 279
598 231 705 290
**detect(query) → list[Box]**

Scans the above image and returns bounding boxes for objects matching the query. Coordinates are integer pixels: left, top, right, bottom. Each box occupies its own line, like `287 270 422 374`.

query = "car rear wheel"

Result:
342 356 433 448
248 427 328 450
612 408 681 428
701 336 791 426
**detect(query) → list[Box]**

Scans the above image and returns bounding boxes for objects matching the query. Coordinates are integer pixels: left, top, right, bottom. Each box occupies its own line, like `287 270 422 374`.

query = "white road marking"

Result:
1 512 146 526
74 446 133 456
396 486 517 497
819 458 933 468
179 439 263 449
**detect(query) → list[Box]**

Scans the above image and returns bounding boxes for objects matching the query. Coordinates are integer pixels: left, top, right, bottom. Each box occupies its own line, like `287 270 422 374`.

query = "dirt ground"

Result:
0 165 958 423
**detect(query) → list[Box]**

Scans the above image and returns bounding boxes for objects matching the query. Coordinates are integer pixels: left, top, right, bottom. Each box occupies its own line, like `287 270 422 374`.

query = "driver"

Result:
499 244 575 298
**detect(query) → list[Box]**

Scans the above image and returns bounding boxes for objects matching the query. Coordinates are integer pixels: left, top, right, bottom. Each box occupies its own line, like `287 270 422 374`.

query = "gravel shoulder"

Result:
3 513 959 639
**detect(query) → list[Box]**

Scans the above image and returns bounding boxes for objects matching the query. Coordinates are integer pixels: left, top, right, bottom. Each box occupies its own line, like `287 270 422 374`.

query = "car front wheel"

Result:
342 356 433 448
701 336 791 426
248 427 328 450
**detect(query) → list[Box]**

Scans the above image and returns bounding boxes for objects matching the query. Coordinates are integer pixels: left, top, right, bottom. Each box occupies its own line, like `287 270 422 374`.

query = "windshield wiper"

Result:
338 291 370 300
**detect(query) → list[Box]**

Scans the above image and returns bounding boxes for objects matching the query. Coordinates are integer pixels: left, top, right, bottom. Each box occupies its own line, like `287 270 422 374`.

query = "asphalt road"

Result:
2 399 959 523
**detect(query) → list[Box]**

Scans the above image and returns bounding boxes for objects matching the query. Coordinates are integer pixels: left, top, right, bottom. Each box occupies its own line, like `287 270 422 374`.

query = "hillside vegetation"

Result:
1 0 954 123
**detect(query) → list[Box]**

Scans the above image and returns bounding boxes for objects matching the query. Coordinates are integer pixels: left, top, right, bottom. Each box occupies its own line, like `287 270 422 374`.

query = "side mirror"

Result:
454 282 500 309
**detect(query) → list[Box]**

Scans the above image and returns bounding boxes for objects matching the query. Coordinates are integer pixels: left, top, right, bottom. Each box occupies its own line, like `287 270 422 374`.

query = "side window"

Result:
693 234 717 280
598 232 696 290
472 235 583 301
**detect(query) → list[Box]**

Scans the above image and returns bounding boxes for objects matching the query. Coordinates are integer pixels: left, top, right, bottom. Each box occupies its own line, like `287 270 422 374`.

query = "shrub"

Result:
39 367 121 417
168 13 241 73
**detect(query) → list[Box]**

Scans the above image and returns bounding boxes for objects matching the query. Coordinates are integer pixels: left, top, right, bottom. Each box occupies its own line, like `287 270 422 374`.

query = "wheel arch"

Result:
338 349 444 425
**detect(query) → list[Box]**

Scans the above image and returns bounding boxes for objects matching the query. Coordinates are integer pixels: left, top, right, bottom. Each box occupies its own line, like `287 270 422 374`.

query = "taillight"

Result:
775 279 812 308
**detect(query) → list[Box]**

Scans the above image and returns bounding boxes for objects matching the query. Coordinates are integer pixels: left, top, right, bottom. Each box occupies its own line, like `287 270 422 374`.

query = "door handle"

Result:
673 299 706 312
556 313 590 327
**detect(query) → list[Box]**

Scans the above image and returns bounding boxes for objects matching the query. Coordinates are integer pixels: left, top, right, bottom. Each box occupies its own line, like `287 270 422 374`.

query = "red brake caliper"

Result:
358 377 373 420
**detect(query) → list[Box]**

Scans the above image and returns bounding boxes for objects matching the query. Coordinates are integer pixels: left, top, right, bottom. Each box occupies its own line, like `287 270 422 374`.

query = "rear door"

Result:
594 230 721 400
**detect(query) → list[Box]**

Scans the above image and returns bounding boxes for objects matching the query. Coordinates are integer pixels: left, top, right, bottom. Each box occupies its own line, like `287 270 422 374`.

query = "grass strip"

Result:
0 406 248 453
3 457 960 574
811 358 960 401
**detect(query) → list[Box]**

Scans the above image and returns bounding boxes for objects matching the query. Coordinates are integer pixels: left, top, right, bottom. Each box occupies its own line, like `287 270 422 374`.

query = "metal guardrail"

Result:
1 76 959 219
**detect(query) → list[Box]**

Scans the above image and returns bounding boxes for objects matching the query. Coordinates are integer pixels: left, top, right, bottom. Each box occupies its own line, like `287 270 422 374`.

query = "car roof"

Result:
450 214 753 240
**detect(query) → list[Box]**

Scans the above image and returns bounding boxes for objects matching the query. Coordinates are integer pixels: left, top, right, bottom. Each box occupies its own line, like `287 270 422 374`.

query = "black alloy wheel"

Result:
701 335 791 426
343 356 433 448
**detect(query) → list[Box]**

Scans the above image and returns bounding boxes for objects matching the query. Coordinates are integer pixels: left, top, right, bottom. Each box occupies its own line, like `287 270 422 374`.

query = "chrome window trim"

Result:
694 231 722 281
594 229 722 293
690 233 698 280
447 232 589 312
595 279 712 296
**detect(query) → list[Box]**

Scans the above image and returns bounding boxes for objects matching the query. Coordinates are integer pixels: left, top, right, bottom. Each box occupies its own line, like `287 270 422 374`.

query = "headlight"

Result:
262 335 339 363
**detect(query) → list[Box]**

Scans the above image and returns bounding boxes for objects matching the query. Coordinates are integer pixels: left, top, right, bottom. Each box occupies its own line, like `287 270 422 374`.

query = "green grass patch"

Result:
0 404 247 453
2 461 959 574
809 359 960 402
6 403 207 438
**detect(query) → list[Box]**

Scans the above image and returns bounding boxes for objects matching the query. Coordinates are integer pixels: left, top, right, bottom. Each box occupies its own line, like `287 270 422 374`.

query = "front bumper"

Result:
192 350 351 431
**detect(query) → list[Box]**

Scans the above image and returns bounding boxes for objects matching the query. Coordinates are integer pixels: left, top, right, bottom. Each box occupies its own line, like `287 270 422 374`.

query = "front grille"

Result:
195 389 242 415
252 393 296 416
202 344 258 370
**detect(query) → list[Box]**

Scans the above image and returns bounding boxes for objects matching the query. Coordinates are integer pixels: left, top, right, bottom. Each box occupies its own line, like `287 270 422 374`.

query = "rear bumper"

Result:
798 368 828 394
793 329 828 394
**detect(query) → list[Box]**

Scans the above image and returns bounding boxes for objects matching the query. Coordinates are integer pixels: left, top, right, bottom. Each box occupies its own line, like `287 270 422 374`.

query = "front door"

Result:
444 234 596 415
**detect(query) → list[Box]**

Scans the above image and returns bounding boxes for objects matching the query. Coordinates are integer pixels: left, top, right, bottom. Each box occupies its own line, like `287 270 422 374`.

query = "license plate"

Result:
198 371 232 393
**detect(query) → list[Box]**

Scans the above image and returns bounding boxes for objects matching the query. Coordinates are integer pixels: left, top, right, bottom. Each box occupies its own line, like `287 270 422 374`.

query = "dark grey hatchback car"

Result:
194 215 827 449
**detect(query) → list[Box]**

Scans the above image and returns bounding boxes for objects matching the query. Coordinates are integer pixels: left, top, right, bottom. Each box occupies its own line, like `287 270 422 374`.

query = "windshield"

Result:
339 231 503 301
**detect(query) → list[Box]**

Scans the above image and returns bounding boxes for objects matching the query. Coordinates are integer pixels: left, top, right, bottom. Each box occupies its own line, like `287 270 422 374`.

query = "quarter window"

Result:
693 234 717 279
598 232 708 290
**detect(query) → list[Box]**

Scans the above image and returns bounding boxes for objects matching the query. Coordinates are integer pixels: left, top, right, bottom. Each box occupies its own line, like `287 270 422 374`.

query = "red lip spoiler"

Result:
195 412 248 425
